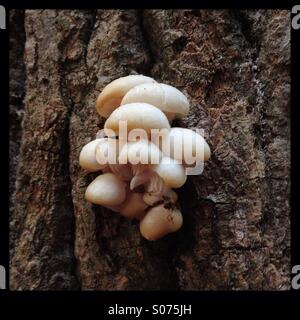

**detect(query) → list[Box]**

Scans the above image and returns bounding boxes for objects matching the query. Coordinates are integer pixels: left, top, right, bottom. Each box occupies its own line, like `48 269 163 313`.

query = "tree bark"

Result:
9 9 290 290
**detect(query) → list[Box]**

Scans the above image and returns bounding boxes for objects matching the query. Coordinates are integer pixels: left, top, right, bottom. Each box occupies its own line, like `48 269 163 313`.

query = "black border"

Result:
0 0 294 9
1 0 299 311
0 2 9 292
291 3 300 271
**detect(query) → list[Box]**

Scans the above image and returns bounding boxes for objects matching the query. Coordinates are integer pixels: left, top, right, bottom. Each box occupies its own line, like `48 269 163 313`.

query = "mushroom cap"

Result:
119 140 162 166
121 82 189 119
118 192 148 220
85 173 126 206
79 139 107 172
159 127 211 164
104 103 171 137
140 204 183 241
153 156 187 188
95 138 119 166
96 75 156 118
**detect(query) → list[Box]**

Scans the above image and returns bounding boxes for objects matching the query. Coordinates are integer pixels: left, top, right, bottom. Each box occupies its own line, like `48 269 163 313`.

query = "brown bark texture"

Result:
9 9 290 290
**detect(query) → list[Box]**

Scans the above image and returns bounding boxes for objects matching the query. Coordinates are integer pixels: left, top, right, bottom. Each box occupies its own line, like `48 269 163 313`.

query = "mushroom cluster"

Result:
79 75 211 241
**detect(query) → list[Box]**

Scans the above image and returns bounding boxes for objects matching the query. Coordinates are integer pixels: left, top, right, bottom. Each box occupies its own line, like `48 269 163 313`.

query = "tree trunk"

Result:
9 9 290 290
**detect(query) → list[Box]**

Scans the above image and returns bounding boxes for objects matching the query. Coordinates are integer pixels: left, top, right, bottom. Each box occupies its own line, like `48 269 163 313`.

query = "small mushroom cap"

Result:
95 138 119 166
119 140 162 166
79 139 106 172
104 103 171 137
85 173 126 206
160 127 211 164
153 156 187 188
121 82 189 119
96 75 156 118
140 204 183 241
118 192 148 220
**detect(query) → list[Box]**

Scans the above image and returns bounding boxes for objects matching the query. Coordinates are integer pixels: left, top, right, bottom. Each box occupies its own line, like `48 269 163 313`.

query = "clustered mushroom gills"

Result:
79 74 211 241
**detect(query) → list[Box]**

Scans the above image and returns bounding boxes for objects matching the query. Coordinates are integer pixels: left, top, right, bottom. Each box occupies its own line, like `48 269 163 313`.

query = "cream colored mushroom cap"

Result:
118 140 162 166
140 204 183 241
79 139 106 172
121 82 189 119
95 138 119 166
153 156 187 188
85 173 126 206
96 75 156 118
104 103 170 137
161 127 211 164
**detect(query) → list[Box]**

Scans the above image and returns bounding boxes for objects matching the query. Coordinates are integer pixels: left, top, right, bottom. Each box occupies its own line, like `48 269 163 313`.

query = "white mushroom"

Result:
95 138 133 181
79 139 107 172
121 82 189 121
140 204 183 241
95 138 118 166
152 156 187 188
96 75 156 118
81 74 212 241
159 127 211 165
118 139 162 166
104 103 171 137
130 169 177 206
85 173 126 206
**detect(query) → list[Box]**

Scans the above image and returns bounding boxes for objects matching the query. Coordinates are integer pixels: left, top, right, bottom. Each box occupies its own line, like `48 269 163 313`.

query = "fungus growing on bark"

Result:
152 156 187 188
104 103 170 137
96 74 156 118
79 74 211 240
85 173 126 206
79 139 106 172
121 82 189 121
139 204 183 241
